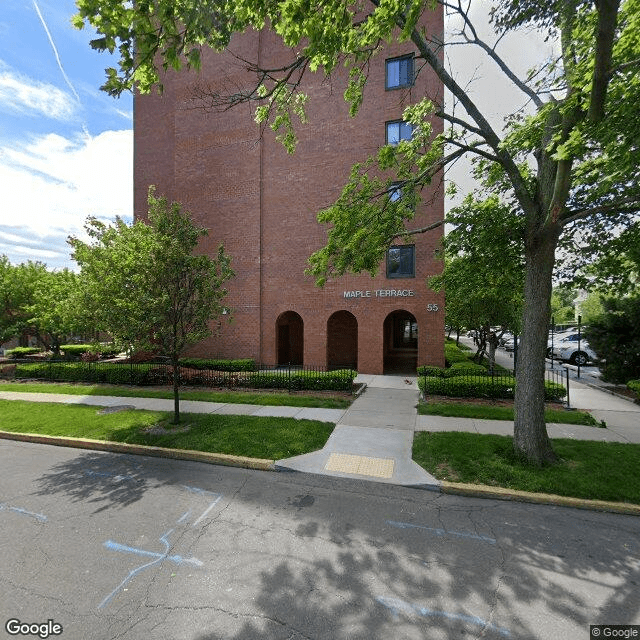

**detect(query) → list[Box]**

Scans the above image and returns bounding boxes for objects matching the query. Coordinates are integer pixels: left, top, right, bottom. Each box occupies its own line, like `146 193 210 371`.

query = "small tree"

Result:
29 269 84 355
69 188 234 423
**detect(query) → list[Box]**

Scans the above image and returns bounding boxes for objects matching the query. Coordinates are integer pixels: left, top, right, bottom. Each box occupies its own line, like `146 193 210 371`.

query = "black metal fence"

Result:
2 359 357 392
419 366 569 403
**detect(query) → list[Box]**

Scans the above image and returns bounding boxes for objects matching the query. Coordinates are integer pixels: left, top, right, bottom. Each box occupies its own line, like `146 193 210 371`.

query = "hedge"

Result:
628 380 640 397
416 365 447 377
13 361 357 391
178 358 257 372
444 342 472 364
5 347 41 358
417 362 487 378
60 344 120 359
15 362 162 386
448 362 487 375
418 374 567 402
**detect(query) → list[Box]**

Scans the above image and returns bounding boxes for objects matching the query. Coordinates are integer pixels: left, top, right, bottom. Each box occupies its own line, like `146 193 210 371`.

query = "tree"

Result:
430 188 524 369
584 295 640 383
75 0 640 463
29 269 85 355
1 257 48 346
550 286 576 325
69 188 234 424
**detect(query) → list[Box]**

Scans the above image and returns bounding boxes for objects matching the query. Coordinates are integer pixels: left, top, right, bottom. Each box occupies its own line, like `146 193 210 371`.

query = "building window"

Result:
387 244 415 278
388 182 402 202
386 55 414 90
386 120 413 145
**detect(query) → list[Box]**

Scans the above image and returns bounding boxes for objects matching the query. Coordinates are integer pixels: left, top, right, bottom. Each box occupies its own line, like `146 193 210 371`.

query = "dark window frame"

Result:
386 244 416 279
385 120 414 145
385 54 415 90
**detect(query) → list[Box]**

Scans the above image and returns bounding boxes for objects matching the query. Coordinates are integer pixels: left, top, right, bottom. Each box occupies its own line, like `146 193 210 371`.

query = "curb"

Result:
441 481 640 516
0 430 274 471
2 430 639 516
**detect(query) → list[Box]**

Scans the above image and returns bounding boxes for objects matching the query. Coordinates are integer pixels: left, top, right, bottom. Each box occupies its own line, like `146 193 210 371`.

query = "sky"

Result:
0 0 132 270
0 1 553 272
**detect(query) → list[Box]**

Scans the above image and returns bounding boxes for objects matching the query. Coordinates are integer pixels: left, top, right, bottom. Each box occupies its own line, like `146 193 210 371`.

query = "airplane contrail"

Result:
32 0 81 104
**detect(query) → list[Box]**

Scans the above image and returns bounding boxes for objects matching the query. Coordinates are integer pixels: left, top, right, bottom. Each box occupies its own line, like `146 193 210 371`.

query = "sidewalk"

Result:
1 375 638 488
276 376 440 488
0 390 346 423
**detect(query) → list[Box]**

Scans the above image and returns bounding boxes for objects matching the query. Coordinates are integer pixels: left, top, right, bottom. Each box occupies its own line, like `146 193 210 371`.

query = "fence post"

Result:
565 366 571 409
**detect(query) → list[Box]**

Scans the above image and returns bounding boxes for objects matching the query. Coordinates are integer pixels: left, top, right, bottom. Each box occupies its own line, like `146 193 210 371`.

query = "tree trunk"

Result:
514 226 561 465
172 354 180 425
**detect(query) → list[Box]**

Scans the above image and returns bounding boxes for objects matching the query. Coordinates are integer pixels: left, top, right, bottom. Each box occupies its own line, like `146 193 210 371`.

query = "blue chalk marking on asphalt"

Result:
181 485 223 526
99 528 203 609
177 510 191 524
0 503 47 522
376 597 510 637
104 540 203 566
386 520 496 544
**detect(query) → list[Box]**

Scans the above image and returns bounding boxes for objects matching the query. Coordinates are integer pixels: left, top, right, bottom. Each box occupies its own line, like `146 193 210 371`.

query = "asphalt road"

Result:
1 439 639 640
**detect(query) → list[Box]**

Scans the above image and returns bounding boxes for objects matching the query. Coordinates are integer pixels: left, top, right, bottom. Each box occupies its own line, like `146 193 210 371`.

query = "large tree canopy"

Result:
75 0 640 463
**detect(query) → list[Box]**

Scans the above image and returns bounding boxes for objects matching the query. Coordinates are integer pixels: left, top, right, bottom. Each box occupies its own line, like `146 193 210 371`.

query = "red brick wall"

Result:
134 8 445 373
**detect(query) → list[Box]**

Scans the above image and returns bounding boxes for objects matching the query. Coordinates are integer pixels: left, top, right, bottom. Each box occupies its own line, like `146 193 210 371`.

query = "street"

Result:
1 439 639 639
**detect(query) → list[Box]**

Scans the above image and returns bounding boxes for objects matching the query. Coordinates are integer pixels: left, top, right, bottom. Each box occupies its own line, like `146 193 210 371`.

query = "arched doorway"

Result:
276 311 304 366
383 310 418 374
327 311 358 370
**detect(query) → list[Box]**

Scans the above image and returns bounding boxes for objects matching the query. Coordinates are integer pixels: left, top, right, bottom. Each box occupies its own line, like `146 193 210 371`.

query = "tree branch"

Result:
562 198 640 225
441 0 544 109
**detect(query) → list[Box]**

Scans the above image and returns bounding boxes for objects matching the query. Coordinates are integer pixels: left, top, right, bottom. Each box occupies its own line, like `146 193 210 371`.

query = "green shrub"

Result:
179 358 257 372
246 369 357 392
416 365 446 377
60 344 120 359
13 361 356 391
444 342 473 365
6 347 41 358
418 374 566 402
628 380 640 397
448 362 487 376
14 362 161 385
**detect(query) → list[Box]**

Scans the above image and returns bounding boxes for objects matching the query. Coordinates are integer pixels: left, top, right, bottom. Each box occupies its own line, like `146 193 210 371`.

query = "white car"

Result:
549 336 597 366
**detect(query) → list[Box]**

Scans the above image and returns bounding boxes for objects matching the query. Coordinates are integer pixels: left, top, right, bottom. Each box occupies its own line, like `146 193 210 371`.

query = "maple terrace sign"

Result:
343 289 415 299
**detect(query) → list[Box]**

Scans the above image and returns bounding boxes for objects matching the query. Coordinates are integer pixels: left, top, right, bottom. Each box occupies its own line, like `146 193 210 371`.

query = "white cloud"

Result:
0 128 132 268
0 65 77 121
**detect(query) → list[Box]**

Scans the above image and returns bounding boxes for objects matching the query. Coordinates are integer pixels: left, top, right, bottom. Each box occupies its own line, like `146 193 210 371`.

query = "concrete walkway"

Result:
276 376 440 489
1 374 638 490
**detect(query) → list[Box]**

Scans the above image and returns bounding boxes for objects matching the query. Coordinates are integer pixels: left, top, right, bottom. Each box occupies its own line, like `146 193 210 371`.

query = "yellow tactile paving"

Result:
325 453 395 479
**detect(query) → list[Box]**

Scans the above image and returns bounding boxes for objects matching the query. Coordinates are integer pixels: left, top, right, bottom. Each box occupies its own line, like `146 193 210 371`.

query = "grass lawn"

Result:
0 381 351 409
0 399 334 460
413 431 640 504
419 399 599 426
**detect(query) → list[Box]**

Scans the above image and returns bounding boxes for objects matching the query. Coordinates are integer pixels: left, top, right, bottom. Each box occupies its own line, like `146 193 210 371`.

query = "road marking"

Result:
386 520 496 544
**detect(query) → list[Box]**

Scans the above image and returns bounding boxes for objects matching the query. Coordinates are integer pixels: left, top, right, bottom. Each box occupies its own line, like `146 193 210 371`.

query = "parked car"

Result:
503 336 519 352
549 337 597 365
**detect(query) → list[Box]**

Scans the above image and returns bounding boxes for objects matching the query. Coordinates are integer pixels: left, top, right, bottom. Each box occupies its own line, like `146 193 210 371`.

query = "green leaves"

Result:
68 188 234 359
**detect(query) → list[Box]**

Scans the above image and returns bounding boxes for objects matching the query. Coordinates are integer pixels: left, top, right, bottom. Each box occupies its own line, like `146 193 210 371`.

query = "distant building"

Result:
134 12 445 374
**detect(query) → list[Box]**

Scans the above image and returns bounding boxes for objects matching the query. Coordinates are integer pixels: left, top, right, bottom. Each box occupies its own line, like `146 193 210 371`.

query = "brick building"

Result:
134 10 445 374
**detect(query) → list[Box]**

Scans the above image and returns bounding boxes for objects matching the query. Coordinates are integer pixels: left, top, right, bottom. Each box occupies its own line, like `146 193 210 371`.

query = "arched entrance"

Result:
327 311 358 370
276 311 304 366
383 310 418 374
